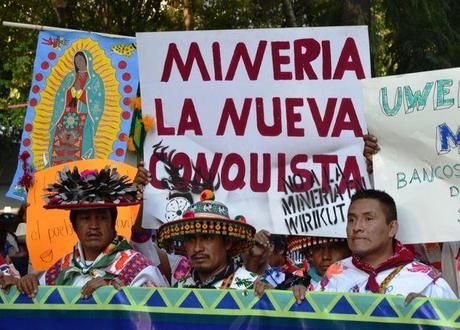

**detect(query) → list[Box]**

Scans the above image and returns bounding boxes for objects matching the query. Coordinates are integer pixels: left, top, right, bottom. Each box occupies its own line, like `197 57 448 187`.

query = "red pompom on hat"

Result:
200 189 215 201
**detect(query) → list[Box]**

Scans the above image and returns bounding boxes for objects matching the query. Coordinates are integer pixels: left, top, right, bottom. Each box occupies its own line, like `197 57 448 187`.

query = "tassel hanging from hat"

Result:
127 137 136 152
141 115 155 132
127 95 147 159
17 151 34 189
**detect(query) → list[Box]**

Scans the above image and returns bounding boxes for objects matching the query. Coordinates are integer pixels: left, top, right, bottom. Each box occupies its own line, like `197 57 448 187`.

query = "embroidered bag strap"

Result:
220 272 236 289
377 265 404 294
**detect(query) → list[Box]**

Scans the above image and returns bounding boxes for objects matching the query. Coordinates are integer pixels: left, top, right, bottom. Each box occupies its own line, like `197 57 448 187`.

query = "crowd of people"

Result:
0 152 457 305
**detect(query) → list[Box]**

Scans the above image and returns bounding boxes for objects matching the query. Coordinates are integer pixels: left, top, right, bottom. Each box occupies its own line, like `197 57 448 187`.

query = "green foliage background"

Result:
1 0 459 143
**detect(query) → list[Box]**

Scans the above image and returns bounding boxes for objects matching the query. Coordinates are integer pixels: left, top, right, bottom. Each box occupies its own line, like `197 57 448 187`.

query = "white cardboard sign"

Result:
363 68 460 243
137 26 371 236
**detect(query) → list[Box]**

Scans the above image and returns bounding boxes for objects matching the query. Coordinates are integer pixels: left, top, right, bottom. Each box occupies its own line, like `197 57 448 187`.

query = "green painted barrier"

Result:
0 287 458 329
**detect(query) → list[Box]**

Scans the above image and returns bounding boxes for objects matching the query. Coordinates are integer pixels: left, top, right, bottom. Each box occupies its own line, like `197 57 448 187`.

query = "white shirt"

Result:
317 257 457 299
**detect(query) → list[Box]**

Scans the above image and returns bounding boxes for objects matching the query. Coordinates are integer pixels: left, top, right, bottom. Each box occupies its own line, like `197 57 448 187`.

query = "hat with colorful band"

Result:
44 166 141 210
287 236 347 253
157 190 255 256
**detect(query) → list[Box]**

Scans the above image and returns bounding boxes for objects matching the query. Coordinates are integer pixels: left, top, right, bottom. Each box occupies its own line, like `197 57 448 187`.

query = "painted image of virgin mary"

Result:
48 50 104 166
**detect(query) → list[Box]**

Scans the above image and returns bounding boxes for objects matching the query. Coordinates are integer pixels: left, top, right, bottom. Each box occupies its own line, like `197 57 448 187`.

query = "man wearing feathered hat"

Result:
17 166 168 298
157 189 258 289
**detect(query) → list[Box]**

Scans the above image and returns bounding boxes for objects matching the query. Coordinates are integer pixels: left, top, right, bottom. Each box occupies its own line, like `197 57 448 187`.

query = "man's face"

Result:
310 243 350 276
184 234 231 275
74 209 114 259
346 198 397 259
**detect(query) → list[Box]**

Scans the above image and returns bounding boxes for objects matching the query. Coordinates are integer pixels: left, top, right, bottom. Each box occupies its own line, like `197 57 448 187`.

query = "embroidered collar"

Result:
183 257 240 289
352 240 414 293
55 236 131 285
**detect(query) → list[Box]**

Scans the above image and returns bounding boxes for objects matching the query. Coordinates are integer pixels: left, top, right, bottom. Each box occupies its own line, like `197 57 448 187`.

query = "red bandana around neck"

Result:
352 240 414 293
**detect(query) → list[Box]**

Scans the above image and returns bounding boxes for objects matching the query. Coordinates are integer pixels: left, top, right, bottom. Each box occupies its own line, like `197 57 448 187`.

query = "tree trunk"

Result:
183 0 193 30
50 0 72 27
341 0 370 25
99 0 110 30
282 0 297 27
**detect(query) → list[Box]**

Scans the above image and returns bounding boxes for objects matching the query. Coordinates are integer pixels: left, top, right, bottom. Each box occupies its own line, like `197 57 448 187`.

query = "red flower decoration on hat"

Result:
183 210 195 219
200 189 215 201
234 215 246 223
81 169 98 178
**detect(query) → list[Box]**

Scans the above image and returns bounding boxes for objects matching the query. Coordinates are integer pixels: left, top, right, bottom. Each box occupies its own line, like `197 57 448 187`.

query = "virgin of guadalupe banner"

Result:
7 31 139 201
137 26 371 236
362 68 460 244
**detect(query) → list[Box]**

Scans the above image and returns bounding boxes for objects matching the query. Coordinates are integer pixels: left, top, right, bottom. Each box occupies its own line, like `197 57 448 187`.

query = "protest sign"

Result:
363 68 460 243
137 27 371 236
7 31 139 202
26 159 139 271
